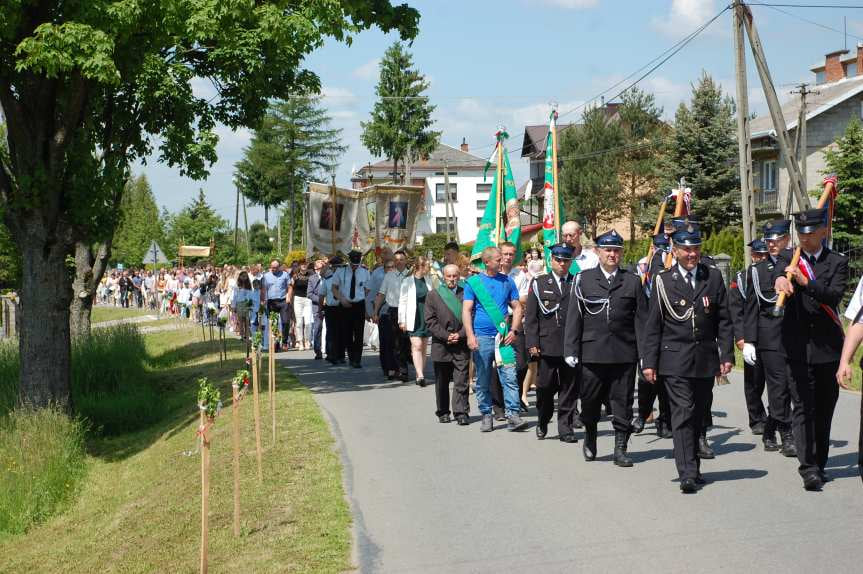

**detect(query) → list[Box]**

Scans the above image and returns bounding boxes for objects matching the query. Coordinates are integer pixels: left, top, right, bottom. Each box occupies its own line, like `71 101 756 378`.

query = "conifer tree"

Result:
823 117 863 243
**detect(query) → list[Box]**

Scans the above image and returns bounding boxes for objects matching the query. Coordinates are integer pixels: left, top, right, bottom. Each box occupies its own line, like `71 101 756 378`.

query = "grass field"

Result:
91 306 153 324
0 327 351 573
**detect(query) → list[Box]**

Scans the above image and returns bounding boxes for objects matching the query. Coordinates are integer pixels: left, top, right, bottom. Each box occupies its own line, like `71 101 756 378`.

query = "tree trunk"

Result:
393 158 398 184
289 178 295 254
17 229 74 410
264 205 269 230
70 239 112 338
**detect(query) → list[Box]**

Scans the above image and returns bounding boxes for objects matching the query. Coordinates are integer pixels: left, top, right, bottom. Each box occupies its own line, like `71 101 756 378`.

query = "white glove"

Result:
742 343 757 366
564 356 579 368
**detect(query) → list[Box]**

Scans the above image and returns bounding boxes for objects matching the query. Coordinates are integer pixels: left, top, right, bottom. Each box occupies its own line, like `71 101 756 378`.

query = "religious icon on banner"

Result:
319 201 343 231
388 201 408 229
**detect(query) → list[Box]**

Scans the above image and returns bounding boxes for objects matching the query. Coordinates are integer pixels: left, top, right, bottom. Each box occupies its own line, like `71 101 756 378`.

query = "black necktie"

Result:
349 269 356 299
686 271 694 291
607 273 614 286
805 253 816 265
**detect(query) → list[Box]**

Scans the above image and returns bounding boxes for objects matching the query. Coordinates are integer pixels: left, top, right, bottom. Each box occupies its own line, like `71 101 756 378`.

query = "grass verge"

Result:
0 326 351 573
91 306 153 324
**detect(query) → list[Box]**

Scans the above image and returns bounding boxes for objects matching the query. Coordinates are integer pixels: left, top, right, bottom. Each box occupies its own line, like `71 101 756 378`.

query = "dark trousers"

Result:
743 359 768 429
490 334 528 417
434 354 470 417
345 302 365 364
389 309 409 376
534 355 577 436
581 363 636 433
637 373 670 425
324 306 345 361
762 350 793 434
787 361 840 477
266 299 292 344
311 306 323 357
378 308 394 374
665 375 714 480
120 287 130 308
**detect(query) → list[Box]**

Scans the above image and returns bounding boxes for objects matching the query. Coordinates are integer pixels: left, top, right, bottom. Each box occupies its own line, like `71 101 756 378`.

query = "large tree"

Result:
235 95 345 250
559 105 625 236
0 1 420 409
823 117 863 243
618 87 666 244
664 72 740 233
361 42 439 182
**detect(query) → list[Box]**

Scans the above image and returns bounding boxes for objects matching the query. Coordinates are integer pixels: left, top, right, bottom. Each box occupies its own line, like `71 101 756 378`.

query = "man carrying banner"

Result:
425 264 470 425
774 208 848 490
641 224 734 493
743 220 796 456
463 246 526 432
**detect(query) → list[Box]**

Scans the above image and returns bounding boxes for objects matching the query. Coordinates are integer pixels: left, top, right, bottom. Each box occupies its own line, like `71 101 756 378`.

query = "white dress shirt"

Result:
333 264 370 303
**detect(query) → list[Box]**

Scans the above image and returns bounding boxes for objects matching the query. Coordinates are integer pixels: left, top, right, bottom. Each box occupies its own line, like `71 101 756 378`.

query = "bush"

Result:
0 407 87 535
0 325 161 435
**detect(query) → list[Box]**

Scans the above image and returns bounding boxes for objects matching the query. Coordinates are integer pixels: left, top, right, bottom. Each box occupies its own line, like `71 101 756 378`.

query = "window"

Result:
436 217 457 234
476 217 483 228
815 70 826 84
434 171 458 176
476 183 491 195
847 62 858 78
530 160 544 180
435 183 457 202
476 200 487 211
761 160 776 192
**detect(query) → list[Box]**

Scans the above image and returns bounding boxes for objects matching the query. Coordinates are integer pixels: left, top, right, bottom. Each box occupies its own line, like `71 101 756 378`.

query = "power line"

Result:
751 3 863 41
747 2 863 8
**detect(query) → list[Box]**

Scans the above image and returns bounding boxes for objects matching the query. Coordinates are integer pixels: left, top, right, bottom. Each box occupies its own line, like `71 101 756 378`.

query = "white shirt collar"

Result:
600 266 616 281
678 263 695 280
803 247 823 261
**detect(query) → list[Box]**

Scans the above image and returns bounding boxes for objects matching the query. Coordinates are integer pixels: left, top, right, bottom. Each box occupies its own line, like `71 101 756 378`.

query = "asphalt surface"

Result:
284 349 863 574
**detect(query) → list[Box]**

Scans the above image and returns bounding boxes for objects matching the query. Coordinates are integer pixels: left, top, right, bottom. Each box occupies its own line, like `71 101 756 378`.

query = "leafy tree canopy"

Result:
823 117 863 243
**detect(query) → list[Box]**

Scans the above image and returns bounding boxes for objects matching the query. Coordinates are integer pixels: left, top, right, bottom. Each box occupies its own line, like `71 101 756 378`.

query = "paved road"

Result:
284 350 862 573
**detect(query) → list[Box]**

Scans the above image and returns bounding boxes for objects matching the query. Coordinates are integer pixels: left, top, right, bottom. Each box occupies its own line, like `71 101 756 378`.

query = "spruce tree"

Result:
664 72 740 233
559 105 625 237
112 175 166 266
235 95 345 251
823 117 863 243
165 190 231 257
361 42 440 181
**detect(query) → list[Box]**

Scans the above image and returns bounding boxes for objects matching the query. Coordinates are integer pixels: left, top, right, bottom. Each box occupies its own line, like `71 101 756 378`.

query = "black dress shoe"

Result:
818 470 832 483
536 423 547 440
571 415 584 430
697 435 715 459
583 423 597 461
680 478 697 493
399 373 409 382
751 421 766 435
314 354 323 360
802 472 823 492
519 400 529 413
416 378 426 387
352 362 362 369
695 473 706 485
455 414 469 426
631 416 645 434
763 434 779 452
559 433 578 444
438 414 451 423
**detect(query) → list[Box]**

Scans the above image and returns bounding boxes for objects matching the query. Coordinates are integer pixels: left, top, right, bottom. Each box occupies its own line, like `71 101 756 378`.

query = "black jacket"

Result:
728 269 747 343
641 263 734 378
777 247 848 364
524 272 572 357
425 285 468 362
564 267 647 364
743 252 789 352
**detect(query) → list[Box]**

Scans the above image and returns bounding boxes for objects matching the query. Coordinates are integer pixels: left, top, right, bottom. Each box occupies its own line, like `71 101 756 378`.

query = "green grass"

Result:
0 408 87 536
0 327 352 573
91 306 152 324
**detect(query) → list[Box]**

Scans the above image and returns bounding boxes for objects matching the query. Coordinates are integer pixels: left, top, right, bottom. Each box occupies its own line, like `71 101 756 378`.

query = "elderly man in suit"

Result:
425 264 470 425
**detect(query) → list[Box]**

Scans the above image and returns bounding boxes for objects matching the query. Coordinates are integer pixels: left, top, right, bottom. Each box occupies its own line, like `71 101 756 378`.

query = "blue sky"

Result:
136 0 863 224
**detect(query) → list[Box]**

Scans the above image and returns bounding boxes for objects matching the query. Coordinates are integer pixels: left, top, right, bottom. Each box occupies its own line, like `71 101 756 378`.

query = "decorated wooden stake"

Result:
269 312 278 444
251 349 263 481
196 378 220 574
231 382 241 537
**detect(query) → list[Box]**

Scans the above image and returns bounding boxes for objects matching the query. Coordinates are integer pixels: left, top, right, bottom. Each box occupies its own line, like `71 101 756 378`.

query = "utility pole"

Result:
733 3 755 267
737 2 810 213
276 208 282 255
443 160 452 242
234 186 240 249
242 192 250 254
404 144 412 185
791 83 817 211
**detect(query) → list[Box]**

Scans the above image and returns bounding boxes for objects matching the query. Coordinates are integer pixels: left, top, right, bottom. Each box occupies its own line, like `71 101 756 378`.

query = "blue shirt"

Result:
463 273 519 337
262 270 290 301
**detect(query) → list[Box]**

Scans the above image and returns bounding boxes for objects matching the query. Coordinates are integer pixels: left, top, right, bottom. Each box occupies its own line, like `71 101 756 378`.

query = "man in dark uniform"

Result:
524 244 578 442
634 232 673 439
425 264 470 425
729 239 769 435
774 207 848 490
642 224 734 493
332 250 370 368
564 230 647 465
743 220 797 456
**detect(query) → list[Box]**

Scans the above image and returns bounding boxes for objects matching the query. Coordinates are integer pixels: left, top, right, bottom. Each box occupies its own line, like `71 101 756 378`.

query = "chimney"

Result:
824 49 849 83
460 137 469 152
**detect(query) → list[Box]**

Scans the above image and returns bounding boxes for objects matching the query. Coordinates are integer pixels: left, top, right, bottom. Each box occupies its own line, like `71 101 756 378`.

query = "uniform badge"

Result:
547 278 553 285
703 296 710 313
679 299 686 306
543 300 550 307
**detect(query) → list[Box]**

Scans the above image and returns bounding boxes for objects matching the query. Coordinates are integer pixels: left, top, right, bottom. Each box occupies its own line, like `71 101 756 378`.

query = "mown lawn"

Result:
0 327 351 573
91 306 154 324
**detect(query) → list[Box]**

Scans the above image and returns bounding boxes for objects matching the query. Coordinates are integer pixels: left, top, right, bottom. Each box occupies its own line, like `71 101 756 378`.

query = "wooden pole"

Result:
734 4 755 267
231 383 241 538
772 179 835 315
642 199 668 285
269 321 276 444
199 410 210 574
251 349 263 481
664 180 686 269
330 175 338 257
738 2 809 213
551 111 560 237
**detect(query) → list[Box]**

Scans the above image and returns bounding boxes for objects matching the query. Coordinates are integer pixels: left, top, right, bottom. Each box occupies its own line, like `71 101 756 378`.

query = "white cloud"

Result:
531 0 598 9
652 0 722 38
353 58 380 80
320 86 358 105
330 109 357 120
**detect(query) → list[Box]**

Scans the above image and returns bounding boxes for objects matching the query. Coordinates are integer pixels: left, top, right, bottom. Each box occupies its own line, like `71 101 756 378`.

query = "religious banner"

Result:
306 182 373 256
371 184 424 252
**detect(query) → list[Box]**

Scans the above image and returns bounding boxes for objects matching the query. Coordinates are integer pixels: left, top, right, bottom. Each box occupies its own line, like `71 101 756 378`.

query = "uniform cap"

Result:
595 229 624 249
747 238 769 253
671 225 702 246
550 243 574 260
762 219 791 240
652 233 670 248
793 208 828 234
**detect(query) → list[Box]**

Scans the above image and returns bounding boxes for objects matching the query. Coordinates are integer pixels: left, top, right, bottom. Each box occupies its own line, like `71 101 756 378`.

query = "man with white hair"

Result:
562 220 599 274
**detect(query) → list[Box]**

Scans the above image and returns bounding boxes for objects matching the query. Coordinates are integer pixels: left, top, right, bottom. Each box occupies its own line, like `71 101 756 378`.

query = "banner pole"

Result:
496 135 504 245
551 112 560 242
330 175 338 257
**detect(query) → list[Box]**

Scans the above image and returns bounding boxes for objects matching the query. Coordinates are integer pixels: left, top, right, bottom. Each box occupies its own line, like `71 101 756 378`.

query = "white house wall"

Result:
416 175 491 243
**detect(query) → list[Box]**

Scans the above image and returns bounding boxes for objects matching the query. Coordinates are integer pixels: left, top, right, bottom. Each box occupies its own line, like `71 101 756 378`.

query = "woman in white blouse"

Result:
398 256 437 387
